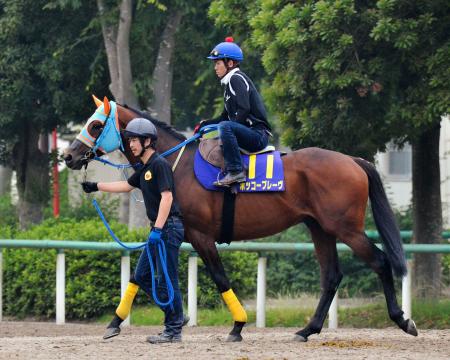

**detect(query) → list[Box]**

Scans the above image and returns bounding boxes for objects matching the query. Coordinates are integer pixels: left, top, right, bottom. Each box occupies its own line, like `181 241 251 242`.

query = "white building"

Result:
375 116 450 227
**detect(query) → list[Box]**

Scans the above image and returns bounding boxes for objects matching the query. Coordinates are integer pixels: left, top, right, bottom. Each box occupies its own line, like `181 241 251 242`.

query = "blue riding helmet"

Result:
207 37 244 62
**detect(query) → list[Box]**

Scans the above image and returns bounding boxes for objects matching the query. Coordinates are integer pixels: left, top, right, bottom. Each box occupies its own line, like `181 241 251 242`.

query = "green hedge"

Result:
1 218 257 319
1 207 448 320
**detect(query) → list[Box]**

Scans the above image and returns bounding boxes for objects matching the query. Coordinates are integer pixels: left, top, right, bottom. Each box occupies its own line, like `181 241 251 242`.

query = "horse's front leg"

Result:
187 229 247 342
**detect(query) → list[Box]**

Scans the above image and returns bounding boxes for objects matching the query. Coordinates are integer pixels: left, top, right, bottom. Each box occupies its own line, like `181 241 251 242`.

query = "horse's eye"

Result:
93 124 104 130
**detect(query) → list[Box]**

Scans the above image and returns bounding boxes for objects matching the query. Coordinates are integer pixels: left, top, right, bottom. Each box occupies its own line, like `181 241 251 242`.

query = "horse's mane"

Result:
123 104 187 141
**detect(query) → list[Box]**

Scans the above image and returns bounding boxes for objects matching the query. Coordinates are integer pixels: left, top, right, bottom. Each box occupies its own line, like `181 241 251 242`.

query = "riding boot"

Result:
214 170 246 187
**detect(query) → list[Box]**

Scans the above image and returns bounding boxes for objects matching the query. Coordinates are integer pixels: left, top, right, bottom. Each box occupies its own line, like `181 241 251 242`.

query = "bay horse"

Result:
64 96 418 341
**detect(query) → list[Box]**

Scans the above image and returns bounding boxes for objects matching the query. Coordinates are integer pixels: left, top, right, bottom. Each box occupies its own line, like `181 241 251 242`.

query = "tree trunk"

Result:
148 10 182 124
412 123 442 298
0 165 12 195
97 0 119 98
97 0 146 227
116 0 138 108
13 126 49 229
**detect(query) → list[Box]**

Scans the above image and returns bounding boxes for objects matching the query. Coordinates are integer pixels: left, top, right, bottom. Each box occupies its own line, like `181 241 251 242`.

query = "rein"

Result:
92 199 174 307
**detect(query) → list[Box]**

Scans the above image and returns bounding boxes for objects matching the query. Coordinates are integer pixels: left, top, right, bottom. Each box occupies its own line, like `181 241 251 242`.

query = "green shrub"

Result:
0 195 17 228
2 217 257 319
3 218 145 319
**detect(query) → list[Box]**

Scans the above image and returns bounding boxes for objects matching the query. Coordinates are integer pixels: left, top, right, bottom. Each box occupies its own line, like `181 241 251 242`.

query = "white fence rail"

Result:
2 240 449 326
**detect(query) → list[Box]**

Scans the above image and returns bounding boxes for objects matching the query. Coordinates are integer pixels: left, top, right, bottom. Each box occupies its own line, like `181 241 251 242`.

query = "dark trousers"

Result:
219 120 269 173
133 217 184 336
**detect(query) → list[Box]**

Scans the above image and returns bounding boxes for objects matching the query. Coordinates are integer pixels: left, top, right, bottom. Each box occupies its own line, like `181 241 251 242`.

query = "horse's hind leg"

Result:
187 229 247 342
295 219 343 342
341 231 418 336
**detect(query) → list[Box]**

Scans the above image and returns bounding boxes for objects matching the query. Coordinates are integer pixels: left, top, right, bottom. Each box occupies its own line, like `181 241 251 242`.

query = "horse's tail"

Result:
353 157 407 277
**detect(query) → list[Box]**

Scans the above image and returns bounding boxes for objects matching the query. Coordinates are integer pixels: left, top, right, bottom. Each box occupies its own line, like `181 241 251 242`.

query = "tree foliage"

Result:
0 0 107 141
211 0 450 158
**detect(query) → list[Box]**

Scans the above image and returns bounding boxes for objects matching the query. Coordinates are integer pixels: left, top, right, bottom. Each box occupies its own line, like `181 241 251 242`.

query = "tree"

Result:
148 8 182 124
97 0 141 226
0 0 104 228
211 0 450 297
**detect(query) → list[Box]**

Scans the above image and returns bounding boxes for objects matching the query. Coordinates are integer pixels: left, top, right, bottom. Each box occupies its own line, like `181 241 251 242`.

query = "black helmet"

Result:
122 118 157 140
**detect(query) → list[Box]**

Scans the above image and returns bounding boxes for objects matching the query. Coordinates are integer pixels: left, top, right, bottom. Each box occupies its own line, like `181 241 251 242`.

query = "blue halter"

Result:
76 101 124 154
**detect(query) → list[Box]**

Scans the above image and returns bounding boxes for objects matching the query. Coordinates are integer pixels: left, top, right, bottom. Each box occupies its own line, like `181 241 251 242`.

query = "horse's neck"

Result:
116 104 196 167
156 133 196 167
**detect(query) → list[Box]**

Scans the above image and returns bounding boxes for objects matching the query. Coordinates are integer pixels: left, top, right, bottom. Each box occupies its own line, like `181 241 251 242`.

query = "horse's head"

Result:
64 95 189 170
64 95 125 169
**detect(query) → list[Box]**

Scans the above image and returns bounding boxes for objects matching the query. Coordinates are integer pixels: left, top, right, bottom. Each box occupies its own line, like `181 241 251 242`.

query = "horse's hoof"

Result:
103 326 121 340
293 334 308 342
226 333 243 342
405 319 418 336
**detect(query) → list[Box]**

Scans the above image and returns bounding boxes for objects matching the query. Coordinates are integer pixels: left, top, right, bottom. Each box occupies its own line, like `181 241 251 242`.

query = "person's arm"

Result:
98 181 134 193
229 75 250 123
153 191 173 229
81 180 134 193
195 108 227 133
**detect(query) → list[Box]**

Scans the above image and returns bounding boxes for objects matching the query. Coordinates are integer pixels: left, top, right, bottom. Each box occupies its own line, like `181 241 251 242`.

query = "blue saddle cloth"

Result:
194 149 285 192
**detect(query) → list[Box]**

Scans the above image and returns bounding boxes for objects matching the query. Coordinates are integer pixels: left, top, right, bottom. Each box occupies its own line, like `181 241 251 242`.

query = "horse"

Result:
64 96 418 342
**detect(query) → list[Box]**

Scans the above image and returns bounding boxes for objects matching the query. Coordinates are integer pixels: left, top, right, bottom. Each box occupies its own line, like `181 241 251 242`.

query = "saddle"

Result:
199 138 276 169
195 137 284 245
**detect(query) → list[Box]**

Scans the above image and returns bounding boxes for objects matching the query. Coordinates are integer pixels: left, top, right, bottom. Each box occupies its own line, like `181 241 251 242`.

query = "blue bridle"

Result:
76 101 124 155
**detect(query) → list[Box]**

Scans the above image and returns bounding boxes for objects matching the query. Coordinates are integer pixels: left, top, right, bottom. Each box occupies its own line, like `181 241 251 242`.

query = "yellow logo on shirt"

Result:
144 170 152 181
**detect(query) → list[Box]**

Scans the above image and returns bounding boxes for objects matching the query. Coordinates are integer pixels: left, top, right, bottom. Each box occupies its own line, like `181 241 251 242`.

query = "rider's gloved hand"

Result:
149 227 162 243
81 181 98 193
193 120 206 134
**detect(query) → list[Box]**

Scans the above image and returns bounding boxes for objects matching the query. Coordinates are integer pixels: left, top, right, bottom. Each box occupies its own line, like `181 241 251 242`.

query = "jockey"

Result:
81 118 186 344
197 37 272 186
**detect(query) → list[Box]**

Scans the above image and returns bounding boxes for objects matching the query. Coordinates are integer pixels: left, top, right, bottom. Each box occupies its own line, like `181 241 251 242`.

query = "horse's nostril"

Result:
64 154 72 162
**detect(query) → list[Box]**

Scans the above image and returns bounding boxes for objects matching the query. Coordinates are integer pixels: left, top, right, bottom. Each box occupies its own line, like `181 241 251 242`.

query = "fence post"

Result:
56 250 65 324
328 292 338 329
0 249 2 322
121 252 131 326
256 256 267 328
402 258 412 319
188 253 198 326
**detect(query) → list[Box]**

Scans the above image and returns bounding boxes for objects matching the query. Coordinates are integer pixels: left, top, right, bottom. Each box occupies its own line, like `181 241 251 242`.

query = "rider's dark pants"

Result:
218 120 269 173
133 217 184 336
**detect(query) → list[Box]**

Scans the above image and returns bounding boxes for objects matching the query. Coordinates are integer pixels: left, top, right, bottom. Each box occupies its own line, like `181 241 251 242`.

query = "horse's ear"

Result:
92 94 103 108
103 96 111 115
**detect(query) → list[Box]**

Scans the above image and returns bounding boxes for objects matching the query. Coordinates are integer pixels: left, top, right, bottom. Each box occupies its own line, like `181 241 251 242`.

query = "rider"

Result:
81 118 185 344
197 37 272 186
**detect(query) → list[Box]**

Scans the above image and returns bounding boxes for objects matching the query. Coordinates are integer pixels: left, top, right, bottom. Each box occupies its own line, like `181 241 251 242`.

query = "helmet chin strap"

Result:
138 138 152 158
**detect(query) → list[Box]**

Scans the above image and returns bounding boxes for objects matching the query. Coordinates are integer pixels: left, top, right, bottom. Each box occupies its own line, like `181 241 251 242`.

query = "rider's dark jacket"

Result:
203 68 271 132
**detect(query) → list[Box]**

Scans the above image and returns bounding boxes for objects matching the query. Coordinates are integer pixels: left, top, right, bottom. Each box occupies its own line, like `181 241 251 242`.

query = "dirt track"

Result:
0 322 449 360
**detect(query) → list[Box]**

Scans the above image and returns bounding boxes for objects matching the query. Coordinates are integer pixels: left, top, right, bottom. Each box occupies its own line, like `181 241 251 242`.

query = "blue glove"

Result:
149 227 162 244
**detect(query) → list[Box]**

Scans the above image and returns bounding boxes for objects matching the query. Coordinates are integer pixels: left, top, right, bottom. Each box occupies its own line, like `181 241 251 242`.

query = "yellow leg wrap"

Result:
115 282 139 320
222 289 247 323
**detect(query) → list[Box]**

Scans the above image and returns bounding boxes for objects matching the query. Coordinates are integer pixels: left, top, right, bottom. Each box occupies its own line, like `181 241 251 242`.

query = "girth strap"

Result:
219 188 236 244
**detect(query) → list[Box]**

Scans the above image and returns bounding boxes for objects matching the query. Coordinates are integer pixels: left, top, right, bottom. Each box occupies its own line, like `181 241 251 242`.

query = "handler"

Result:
81 118 185 344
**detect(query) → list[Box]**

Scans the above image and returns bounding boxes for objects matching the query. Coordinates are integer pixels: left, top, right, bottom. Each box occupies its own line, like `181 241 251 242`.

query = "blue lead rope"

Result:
91 124 219 308
92 199 174 307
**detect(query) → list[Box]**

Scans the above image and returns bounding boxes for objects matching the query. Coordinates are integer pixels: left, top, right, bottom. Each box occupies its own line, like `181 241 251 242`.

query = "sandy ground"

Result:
0 322 449 360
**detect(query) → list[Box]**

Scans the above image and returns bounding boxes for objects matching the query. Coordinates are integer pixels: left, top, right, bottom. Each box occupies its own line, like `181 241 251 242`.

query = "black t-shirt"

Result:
127 153 182 222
